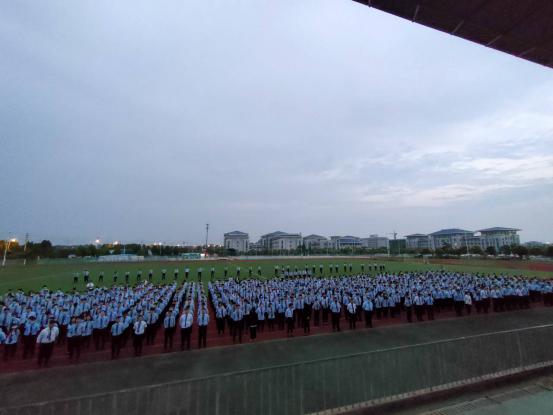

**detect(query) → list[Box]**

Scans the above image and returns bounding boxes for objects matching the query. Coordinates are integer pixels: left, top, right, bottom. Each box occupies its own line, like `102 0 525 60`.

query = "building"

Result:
361 235 389 250
524 241 546 248
223 231 249 253
330 236 362 250
428 229 474 250
303 234 329 249
259 231 302 251
248 241 263 252
477 227 521 251
405 233 431 250
389 239 407 255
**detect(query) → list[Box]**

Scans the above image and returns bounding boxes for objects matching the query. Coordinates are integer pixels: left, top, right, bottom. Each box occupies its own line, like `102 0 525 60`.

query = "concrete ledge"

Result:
314 361 553 415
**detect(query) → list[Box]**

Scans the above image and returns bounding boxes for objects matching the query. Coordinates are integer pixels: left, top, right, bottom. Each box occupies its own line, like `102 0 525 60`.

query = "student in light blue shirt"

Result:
362 297 373 328
22 315 41 359
110 316 124 359
4 325 20 361
67 317 82 361
197 309 209 349
163 308 176 351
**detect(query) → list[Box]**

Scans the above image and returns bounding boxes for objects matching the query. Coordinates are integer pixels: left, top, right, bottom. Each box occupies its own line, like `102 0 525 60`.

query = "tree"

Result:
528 246 545 256
485 246 497 256
546 245 553 257
511 245 528 258
469 246 484 255
499 245 512 255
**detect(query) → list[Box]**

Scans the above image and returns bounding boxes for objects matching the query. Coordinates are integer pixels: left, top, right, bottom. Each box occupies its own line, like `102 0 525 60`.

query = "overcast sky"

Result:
1 0 552 245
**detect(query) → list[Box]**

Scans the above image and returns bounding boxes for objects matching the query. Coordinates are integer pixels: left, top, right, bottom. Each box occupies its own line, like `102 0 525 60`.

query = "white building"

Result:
303 234 329 249
224 231 249 253
477 227 521 250
360 234 389 249
428 229 474 250
330 236 362 249
259 231 302 251
405 233 431 250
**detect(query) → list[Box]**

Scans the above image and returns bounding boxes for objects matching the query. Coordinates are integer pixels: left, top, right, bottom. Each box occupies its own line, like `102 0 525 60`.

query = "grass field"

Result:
0 257 551 294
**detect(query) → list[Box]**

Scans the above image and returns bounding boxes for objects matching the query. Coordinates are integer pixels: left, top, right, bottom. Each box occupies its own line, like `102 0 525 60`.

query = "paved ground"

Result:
2 307 553 409
393 373 553 415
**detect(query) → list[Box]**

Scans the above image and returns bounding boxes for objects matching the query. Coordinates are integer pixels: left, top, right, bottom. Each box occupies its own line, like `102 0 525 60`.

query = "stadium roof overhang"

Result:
353 0 553 69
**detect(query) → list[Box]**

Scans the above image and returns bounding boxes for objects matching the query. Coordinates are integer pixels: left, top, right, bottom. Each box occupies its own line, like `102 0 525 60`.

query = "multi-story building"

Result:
223 231 249 253
524 241 546 248
423 227 521 251
303 234 329 249
428 229 474 250
330 235 362 250
477 227 521 250
259 231 302 251
405 233 431 250
361 234 389 249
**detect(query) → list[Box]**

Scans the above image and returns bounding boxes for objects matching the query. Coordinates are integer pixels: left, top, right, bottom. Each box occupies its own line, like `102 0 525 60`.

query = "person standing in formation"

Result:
197 308 209 348
179 306 193 350
132 315 147 357
163 308 177 352
36 319 59 367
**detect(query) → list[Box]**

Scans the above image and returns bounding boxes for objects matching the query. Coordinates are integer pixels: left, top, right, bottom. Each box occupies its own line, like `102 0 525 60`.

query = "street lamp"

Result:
2 238 18 267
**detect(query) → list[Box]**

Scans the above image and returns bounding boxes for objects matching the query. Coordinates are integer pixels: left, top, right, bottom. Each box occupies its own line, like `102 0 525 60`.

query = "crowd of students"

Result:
1 270 552 368
208 271 553 340
0 281 209 367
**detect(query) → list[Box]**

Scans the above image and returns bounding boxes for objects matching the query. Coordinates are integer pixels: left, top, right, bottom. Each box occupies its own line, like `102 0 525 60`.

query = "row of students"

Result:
72 263 388 286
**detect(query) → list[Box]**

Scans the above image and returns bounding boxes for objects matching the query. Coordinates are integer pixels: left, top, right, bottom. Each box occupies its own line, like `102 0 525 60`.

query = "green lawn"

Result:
0 257 550 294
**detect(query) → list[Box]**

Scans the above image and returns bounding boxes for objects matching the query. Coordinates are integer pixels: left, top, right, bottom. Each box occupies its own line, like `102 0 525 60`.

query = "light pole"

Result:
2 238 17 267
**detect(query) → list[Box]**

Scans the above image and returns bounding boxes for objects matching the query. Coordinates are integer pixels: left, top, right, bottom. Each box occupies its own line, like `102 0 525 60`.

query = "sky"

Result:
1 0 552 245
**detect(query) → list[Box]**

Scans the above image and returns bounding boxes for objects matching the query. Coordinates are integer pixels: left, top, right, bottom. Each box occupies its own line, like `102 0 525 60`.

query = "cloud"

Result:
451 156 553 182
358 183 520 207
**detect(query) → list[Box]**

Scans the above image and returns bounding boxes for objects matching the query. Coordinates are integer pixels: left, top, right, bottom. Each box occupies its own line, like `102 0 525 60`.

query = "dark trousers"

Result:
94 328 107 350
427 305 435 320
348 312 356 329
111 335 121 358
249 325 257 340
145 325 156 345
198 325 207 348
58 325 67 345
180 327 192 350
415 305 424 321
454 301 464 316
268 318 275 330
164 327 175 350
38 342 54 366
81 334 91 350
277 313 285 330
232 320 243 343
322 308 329 323
303 317 310 334
22 335 36 358
133 333 144 356
286 317 294 335
331 312 341 331
216 318 225 335
295 309 304 328
364 310 373 327
313 310 320 326
67 336 81 360
406 306 413 322
4 343 16 361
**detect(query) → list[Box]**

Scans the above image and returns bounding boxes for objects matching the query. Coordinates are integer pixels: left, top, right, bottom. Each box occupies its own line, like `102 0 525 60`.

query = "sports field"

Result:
0 257 551 294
